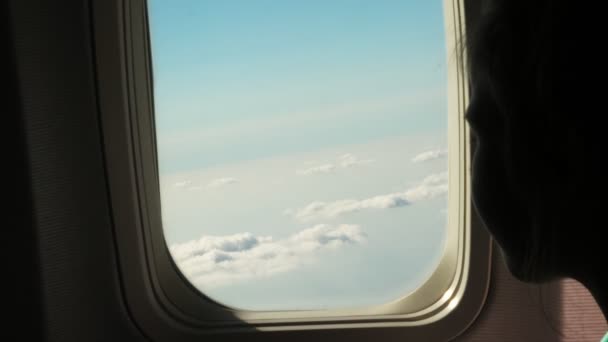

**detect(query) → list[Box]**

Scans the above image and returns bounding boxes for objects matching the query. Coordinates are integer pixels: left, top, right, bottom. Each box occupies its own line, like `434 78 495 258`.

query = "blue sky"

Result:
149 0 449 310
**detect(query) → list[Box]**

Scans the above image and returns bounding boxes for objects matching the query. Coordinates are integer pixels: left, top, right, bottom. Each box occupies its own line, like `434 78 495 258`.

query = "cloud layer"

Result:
297 154 372 176
207 177 238 188
288 172 448 221
296 164 336 176
338 153 373 168
173 180 192 187
170 224 366 288
411 149 447 163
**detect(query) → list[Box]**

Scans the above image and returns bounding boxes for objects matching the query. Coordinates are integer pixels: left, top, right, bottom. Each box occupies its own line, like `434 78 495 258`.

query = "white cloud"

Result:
411 149 448 163
297 154 372 176
338 153 373 168
288 172 448 222
207 177 238 188
170 224 366 288
174 180 192 187
296 164 336 176
402 172 448 202
291 195 408 222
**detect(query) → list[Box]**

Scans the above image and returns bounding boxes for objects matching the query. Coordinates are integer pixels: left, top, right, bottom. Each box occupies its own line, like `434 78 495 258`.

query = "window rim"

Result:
92 0 492 338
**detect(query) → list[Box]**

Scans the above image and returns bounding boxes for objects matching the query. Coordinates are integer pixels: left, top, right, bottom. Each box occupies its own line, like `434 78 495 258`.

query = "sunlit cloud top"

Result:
170 224 366 288
287 172 448 222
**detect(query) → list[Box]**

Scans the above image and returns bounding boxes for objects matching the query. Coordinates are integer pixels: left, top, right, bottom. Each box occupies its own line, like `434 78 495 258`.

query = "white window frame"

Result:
92 0 492 340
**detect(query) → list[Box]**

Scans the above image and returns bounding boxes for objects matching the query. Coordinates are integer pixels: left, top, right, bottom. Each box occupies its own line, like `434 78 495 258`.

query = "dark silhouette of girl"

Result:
465 0 607 331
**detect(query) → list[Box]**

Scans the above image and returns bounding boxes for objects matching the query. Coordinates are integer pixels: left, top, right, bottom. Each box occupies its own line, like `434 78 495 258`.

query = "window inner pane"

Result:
149 0 449 311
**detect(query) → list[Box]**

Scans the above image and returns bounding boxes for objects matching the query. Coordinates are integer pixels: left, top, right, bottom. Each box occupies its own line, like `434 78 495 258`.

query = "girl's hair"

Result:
465 0 602 280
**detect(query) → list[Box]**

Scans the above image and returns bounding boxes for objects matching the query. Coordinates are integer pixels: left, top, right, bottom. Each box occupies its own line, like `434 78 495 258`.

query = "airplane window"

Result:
148 0 449 311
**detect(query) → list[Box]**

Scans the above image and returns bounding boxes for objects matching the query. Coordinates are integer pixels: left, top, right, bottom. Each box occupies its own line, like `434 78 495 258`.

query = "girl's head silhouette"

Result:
465 0 606 319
